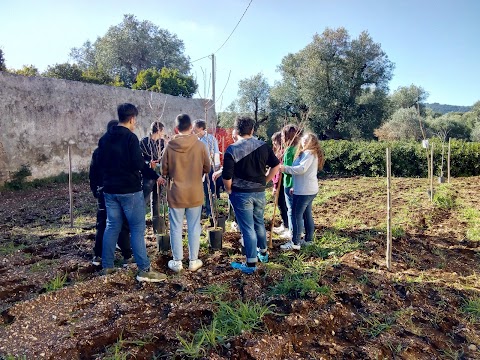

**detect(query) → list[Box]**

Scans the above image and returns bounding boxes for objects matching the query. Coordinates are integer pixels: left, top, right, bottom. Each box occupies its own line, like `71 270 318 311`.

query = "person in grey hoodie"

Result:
161 114 210 273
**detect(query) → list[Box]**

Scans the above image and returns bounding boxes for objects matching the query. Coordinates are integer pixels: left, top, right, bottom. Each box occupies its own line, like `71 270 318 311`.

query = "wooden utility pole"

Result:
386 148 392 270
447 138 451 183
211 54 216 124
68 145 73 227
430 143 434 202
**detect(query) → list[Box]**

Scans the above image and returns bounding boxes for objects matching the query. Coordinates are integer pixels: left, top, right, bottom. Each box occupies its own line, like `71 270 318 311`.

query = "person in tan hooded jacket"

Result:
161 114 210 272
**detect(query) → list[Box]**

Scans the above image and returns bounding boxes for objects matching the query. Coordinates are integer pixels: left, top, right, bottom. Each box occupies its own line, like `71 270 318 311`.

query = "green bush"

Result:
321 139 480 177
2 171 89 191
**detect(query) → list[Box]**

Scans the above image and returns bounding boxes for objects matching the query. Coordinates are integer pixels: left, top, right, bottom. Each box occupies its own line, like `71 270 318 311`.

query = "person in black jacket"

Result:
140 122 165 237
89 120 132 266
97 103 167 282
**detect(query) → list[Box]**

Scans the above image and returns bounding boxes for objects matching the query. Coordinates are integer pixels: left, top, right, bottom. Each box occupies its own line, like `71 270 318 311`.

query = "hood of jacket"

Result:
167 133 199 153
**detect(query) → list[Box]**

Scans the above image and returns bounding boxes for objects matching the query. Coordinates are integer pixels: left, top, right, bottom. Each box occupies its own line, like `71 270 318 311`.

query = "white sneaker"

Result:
168 260 183 273
278 230 292 240
273 224 286 234
230 222 239 232
280 241 300 251
189 259 203 271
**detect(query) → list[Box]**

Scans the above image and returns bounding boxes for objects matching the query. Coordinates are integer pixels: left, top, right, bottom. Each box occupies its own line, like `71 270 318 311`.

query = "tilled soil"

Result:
1 177 480 359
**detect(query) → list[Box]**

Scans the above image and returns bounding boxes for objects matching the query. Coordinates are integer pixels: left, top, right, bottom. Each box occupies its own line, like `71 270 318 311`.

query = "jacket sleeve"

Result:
283 153 314 175
160 147 169 177
89 149 100 198
202 145 211 173
130 134 146 172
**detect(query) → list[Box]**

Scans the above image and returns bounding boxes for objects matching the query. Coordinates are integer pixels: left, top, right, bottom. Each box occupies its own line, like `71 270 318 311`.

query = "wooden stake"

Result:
68 145 73 228
268 172 282 249
386 148 392 270
447 138 451 183
430 143 434 202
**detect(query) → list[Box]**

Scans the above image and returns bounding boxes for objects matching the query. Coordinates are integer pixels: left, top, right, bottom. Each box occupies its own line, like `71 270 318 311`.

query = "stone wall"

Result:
0 72 215 184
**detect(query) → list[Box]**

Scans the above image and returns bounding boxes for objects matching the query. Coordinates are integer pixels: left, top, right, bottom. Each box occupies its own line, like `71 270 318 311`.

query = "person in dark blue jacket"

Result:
97 103 167 282
89 120 132 266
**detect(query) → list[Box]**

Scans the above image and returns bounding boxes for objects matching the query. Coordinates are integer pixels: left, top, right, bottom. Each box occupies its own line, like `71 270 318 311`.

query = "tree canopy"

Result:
272 27 394 139
70 14 191 87
0 49 5 71
132 67 197 97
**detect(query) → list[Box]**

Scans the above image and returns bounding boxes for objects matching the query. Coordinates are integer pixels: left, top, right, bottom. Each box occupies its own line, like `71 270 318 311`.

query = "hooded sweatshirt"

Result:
98 125 144 194
161 133 210 208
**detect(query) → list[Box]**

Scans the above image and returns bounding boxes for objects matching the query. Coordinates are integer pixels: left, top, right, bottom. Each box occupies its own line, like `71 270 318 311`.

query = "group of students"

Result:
89 102 324 281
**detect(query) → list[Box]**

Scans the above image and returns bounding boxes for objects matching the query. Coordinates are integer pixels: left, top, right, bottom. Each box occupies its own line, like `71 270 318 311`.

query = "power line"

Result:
191 0 253 63
214 0 253 54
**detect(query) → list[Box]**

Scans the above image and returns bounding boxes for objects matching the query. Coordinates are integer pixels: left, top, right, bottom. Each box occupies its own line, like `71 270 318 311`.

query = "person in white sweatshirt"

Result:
279 133 325 250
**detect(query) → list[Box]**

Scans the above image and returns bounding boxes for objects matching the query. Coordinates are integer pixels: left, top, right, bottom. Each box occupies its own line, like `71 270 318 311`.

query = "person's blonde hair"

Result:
295 133 325 170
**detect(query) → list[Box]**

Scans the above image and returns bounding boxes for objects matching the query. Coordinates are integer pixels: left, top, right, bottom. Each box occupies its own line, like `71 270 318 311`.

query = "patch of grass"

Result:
0 241 26 256
461 296 480 322
198 284 229 301
1 170 88 191
332 217 362 230
301 230 361 259
312 188 339 206
270 273 331 299
44 273 68 292
462 207 480 241
29 259 59 273
176 332 206 359
176 300 274 358
102 332 155 360
439 345 464 360
433 184 457 209
360 312 397 338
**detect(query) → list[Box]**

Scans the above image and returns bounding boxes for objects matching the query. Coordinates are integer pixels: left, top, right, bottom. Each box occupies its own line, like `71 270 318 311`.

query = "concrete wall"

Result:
0 72 215 184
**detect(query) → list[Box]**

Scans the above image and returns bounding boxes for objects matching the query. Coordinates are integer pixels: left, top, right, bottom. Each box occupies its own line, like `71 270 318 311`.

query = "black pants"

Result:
277 180 289 228
94 192 132 259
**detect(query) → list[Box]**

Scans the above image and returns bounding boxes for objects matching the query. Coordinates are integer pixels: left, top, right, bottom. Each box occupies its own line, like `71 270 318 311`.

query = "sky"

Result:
1 0 479 110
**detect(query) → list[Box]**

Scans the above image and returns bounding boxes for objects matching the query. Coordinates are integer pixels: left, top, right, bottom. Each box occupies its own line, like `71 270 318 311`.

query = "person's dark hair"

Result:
235 116 254 136
117 103 138 123
150 121 164 134
106 120 119 131
194 119 206 130
282 123 302 146
271 131 282 147
176 114 192 132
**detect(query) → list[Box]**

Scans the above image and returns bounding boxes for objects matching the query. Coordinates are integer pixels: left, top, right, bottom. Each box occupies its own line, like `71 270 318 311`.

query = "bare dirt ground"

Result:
1 176 480 359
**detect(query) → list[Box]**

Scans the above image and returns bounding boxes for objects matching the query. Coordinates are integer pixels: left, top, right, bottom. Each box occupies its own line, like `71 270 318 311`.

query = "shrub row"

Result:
321 139 480 177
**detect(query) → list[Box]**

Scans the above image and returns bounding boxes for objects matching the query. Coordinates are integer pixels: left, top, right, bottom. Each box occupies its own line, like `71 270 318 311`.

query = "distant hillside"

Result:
425 103 472 114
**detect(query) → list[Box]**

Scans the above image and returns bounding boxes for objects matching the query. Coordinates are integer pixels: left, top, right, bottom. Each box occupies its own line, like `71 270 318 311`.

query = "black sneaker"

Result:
92 256 101 266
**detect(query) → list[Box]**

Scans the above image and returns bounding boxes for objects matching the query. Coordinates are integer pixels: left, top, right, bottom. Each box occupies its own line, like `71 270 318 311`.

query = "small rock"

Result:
329 348 337 355
40 353 45 357
314 319 320 325
331 330 335 336
468 344 477 351
330 315 334 320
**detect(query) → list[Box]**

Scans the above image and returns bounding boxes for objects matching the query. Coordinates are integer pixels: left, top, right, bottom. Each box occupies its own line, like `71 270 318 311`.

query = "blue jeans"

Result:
229 192 267 263
292 194 317 245
285 186 307 234
102 191 150 271
169 205 202 261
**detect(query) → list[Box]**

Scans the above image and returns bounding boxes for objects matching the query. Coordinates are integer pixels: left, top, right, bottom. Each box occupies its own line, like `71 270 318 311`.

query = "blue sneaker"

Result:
231 262 256 274
257 251 269 263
